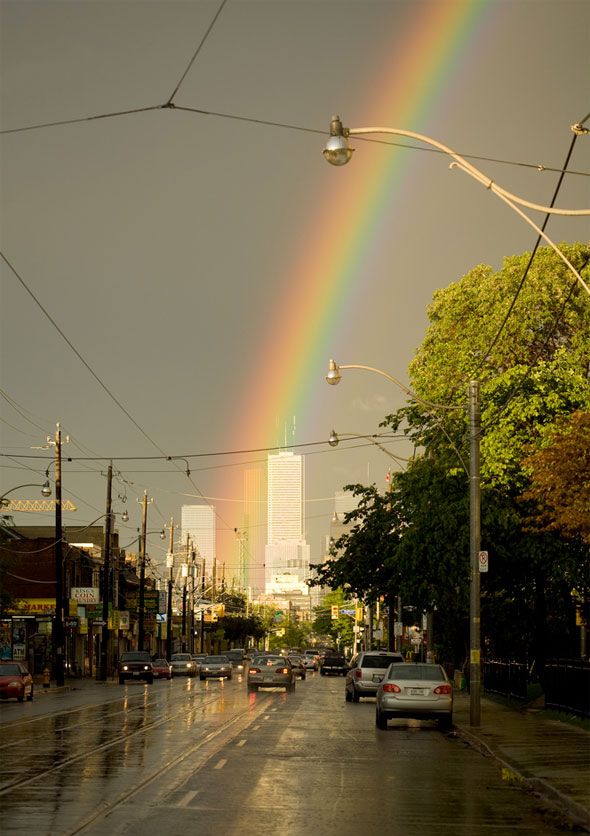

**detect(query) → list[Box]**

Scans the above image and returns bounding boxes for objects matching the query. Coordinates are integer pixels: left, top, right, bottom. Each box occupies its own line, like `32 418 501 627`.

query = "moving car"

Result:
170 653 197 677
320 651 348 676
302 649 320 671
152 658 172 680
199 655 232 680
375 662 453 730
247 655 296 692
118 651 153 685
287 654 306 680
0 661 34 702
224 648 247 672
345 650 404 702
191 654 207 674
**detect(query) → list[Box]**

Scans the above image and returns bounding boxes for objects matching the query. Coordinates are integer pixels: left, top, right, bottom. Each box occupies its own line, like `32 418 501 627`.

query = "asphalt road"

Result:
0 671 571 835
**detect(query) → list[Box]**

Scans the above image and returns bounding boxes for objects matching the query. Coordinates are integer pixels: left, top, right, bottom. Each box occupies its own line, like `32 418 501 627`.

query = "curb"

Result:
453 723 590 832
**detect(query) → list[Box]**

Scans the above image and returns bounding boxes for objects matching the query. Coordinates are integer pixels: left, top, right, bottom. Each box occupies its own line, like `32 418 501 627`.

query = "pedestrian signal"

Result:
331 605 340 620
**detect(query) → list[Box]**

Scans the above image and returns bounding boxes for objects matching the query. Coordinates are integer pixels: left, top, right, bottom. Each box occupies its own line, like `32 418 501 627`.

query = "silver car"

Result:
247 655 296 692
170 653 197 677
345 650 405 702
199 655 232 680
375 663 453 730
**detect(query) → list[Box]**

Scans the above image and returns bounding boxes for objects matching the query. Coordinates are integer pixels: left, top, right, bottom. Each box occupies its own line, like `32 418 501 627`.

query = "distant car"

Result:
170 653 197 677
191 654 207 673
345 651 405 702
375 663 453 730
302 650 320 671
0 661 34 702
320 651 348 677
199 655 232 680
287 655 306 680
118 651 153 685
152 658 172 680
224 649 247 672
247 655 296 692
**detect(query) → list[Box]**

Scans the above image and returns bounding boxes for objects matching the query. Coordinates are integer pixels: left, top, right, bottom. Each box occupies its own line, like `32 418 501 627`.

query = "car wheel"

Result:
119 676 125 685
320 669 325 676
200 675 205 681
146 676 153 685
352 688 360 703
17 694 24 703
376 708 388 730
301 674 306 680
438 714 453 731
345 688 352 702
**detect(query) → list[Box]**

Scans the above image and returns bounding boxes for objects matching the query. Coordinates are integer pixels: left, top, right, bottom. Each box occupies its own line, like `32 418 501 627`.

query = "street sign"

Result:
478 550 489 573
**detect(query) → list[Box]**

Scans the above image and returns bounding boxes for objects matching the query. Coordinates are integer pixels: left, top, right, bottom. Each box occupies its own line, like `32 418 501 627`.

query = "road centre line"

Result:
237 739 247 747
214 759 227 770
178 790 199 807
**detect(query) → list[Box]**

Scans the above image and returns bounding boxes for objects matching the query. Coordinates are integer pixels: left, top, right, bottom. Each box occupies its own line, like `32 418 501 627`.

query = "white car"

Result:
170 653 197 677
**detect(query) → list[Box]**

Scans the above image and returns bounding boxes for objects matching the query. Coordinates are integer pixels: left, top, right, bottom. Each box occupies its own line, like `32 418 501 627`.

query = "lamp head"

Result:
160 529 166 540
323 115 353 166
328 429 339 447
326 358 342 385
41 480 52 497
122 510 129 523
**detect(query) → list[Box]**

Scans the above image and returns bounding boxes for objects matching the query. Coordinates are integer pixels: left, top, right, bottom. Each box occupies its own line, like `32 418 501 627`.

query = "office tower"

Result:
265 452 309 592
241 466 266 597
181 503 216 577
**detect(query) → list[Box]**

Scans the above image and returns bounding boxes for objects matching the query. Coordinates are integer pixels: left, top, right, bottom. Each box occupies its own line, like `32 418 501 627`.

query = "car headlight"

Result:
123 665 129 671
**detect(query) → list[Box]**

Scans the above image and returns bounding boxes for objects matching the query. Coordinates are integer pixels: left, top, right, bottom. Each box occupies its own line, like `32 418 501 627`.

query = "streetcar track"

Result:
0 690 236 794
64 693 277 835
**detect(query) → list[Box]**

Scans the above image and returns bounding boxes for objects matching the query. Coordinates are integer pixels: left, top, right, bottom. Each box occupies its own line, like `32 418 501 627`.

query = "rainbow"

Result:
234 0 491 451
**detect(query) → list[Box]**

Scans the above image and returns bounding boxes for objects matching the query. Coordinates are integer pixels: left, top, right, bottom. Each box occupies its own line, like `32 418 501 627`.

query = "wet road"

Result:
0 672 568 835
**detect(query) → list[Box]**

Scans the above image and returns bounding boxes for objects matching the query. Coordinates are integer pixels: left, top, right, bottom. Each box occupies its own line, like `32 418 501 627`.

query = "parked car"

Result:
287 654 306 680
375 663 453 730
170 653 197 677
0 661 34 702
302 649 320 671
247 655 296 692
118 651 153 685
152 658 172 680
345 650 405 702
199 655 232 680
320 651 348 676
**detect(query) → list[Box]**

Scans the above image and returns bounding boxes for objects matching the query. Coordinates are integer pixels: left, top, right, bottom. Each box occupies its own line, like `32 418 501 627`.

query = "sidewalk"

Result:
453 690 590 831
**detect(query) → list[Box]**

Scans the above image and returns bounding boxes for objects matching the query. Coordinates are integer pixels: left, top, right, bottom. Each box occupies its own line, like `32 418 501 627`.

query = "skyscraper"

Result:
265 451 309 592
181 503 216 577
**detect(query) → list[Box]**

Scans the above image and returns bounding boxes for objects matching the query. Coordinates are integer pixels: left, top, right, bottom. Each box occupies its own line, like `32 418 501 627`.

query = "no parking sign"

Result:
478 550 489 573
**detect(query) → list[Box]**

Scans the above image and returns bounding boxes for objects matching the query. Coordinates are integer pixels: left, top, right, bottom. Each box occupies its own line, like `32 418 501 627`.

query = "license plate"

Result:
408 688 426 695
372 675 383 683
133 672 140 677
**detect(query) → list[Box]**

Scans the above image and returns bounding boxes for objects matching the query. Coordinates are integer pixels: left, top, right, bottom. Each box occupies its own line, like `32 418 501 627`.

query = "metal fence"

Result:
544 659 590 718
483 660 528 701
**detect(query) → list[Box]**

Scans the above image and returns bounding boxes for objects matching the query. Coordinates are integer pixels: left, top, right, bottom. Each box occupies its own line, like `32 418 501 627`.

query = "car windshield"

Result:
154 659 168 666
387 664 445 681
205 656 229 663
361 655 402 669
121 652 150 662
0 664 21 675
225 651 244 659
171 654 191 661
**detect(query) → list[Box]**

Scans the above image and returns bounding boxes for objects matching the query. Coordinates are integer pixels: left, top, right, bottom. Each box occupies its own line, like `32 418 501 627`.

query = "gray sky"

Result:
1 0 588 584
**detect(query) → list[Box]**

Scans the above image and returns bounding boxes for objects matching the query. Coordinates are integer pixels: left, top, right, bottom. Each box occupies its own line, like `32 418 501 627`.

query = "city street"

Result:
0 672 569 835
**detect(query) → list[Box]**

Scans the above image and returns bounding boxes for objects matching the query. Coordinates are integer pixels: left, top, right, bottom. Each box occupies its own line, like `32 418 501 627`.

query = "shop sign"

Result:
71 587 100 605
9 599 56 614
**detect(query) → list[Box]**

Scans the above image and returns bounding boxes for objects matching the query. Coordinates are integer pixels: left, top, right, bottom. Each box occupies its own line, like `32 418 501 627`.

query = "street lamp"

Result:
323 116 589 296
0 482 52 505
328 429 411 469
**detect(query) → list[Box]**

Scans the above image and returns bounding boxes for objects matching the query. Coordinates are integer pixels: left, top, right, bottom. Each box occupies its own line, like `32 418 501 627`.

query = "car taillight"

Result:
249 667 261 674
434 684 452 695
354 669 362 678
276 667 289 674
382 683 401 693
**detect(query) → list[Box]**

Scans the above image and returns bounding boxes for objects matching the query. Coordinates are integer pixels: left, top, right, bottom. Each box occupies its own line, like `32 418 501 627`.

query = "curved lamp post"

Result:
323 116 589 296
326 358 480 723
0 482 52 505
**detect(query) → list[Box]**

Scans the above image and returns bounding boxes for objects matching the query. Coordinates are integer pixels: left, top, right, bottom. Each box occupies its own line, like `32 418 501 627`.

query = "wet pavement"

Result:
1 673 588 834
453 690 590 831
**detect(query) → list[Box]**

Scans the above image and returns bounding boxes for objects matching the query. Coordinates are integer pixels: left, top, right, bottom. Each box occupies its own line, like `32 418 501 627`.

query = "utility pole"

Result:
53 423 65 687
181 534 190 652
469 380 481 726
99 463 113 681
137 490 150 651
166 518 175 661
200 556 206 653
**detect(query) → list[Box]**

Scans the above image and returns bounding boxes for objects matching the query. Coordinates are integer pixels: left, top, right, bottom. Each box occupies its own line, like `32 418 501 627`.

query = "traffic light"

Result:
355 606 364 622
331 605 340 620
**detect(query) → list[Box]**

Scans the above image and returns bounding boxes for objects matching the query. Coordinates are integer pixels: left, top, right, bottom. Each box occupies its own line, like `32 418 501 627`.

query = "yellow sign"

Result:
8 599 55 614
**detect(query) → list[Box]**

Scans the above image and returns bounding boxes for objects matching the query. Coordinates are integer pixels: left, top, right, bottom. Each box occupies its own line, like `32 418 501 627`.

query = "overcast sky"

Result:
1 0 588 583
